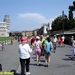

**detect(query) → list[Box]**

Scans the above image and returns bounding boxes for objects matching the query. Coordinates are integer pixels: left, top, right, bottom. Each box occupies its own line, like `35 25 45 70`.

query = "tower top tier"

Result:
3 15 10 23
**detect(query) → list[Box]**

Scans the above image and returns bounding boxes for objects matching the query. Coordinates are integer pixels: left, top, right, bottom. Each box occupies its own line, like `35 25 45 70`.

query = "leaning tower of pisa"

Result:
3 15 10 32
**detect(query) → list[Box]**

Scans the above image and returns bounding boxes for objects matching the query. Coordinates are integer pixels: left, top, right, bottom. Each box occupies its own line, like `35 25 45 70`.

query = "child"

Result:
2 42 5 51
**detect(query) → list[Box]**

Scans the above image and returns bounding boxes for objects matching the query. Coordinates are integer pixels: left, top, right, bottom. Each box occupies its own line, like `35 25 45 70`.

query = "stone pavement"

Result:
16 45 75 75
0 42 75 75
0 41 20 75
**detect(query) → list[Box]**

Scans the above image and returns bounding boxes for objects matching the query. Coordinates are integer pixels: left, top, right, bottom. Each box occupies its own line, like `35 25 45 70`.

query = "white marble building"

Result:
37 23 52 35
43 23 52 34
0 15 10 37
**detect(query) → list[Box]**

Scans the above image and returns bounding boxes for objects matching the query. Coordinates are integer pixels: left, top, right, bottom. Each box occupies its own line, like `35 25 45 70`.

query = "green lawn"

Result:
0 37 10 41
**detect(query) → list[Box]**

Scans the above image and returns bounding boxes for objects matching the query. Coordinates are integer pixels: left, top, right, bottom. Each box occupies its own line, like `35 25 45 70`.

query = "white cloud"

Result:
17 13 56 30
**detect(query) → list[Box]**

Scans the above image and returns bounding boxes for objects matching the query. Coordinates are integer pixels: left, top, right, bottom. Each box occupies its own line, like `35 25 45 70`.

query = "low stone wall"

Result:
0 40 17 46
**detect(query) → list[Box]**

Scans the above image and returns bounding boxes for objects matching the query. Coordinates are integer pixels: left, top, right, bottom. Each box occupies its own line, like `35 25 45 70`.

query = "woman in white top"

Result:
18 37 32 75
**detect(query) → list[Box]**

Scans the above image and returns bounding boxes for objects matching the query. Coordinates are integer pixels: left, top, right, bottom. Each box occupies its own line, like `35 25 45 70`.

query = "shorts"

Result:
44 50 51 55
35 48 41 55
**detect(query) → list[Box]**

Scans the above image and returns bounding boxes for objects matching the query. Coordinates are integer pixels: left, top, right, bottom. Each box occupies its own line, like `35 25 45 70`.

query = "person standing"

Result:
2 42 5 51
10 36 13 45
18 37 33 75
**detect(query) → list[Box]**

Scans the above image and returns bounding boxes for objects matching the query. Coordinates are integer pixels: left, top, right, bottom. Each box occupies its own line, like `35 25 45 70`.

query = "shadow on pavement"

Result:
65 54 71 56
32 57 36 59
40 60 45 62
14 73 21 75
63 54 75 61
30 63 45 66
10 69 21 75
62 58 71 61
30 63 37 66
34 59 45 62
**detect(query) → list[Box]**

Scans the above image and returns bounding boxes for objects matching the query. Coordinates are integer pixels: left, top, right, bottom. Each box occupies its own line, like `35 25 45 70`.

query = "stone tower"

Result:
3 15 10 32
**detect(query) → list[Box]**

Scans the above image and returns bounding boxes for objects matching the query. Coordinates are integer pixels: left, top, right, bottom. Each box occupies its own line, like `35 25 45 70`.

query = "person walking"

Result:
34 36 42 65
18 37 33 75
53 35 57 53
40 35 45 56
58 36 63 47
62 35 65 47
70 37 75 60
44 37 52 67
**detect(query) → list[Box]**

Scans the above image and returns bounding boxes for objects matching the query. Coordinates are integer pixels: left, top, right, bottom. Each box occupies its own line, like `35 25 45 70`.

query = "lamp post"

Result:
62 10 66 34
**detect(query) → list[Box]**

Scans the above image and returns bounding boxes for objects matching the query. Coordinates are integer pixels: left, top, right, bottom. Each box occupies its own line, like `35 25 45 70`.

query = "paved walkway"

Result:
0 42 75 75
16 45 75 75
0 41 19 73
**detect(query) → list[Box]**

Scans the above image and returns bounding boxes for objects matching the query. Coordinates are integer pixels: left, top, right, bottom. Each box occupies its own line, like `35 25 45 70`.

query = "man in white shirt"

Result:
53 35 57 53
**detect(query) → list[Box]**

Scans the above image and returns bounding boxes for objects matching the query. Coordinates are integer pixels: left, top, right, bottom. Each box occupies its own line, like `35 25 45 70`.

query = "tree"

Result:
9 32 12 36
68 19 75 29
68 1 75 20
52 15 69 31
52 16 62 31
73 1 75 7
68 1 75 29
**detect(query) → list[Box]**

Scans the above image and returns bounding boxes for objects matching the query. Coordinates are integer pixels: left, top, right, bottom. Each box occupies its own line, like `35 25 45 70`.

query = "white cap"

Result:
36 36 40 39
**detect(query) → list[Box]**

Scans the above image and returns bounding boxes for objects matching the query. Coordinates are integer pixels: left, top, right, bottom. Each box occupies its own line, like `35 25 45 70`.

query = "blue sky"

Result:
0 0 74 31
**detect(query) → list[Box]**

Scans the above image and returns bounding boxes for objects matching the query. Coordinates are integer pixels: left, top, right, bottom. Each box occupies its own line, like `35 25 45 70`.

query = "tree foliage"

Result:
73 1 75 7
68 19 75 29
52 16 62 31
52 15 69 31
51 1 75 31
68 1 75 20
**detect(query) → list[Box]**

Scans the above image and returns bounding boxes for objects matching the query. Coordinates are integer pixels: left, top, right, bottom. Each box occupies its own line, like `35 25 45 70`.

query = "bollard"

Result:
0 41 2 47
8 40 9 45
5 40 7 45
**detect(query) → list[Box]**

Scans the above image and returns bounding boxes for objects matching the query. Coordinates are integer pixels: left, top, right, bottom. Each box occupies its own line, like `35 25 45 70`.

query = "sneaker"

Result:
39 62 40 64
37 63 39 66
26 72 30 75
54 51 55 53
71 57 74 60
48 64 50 67
44 64 48 67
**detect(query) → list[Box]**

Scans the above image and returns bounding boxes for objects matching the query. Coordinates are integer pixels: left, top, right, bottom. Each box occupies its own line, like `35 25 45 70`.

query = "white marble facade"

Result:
0 15 10 37
43 23 52 34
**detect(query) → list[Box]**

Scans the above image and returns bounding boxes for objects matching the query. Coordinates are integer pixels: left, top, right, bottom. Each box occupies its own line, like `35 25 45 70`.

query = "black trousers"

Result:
20 58 30 75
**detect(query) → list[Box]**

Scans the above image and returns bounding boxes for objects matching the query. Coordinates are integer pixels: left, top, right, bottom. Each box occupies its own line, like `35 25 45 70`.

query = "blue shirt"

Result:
45 41 51 51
